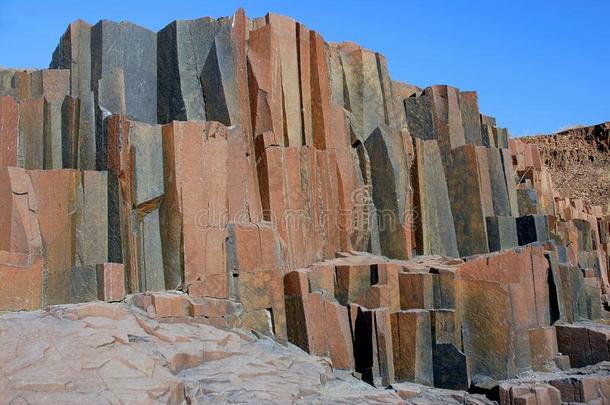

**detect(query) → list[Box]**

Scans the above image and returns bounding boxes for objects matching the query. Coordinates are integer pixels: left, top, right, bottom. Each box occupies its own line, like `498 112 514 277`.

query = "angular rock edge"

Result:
0 8 609 403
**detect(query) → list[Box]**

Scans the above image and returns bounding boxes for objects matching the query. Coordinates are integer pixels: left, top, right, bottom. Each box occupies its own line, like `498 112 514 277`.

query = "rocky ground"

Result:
0 300 494 404
3 299 610 404
522 122 610 209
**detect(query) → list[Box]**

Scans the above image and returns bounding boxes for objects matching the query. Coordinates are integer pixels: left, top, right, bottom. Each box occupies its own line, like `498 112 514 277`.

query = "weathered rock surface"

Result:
523 122 610 209
0 7 610 403
0 300 406 404
5 299 610 404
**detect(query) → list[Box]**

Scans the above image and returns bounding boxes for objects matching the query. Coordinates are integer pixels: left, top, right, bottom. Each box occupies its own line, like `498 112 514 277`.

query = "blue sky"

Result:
0 0 608 136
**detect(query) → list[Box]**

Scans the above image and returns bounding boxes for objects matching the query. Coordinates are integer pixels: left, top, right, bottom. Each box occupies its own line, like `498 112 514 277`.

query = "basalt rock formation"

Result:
523 122 610 209
1 8 610 403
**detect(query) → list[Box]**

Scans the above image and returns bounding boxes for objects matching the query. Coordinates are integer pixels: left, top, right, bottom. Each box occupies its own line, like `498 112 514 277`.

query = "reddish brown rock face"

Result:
161 120 231 296
0 257 43 311
0 96 18 168
97 263 125 302
522 122 610 208
0 8 609 396
29 170 80 305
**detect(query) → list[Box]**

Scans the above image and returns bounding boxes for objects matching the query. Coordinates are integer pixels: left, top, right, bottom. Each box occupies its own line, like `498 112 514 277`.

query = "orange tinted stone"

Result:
28 169 78 305
284 270 309 297
96 263 125 302
248 23 284 142
335 264 371 305
309 263 335 295
234 223 263 272
0 96 18 168
151 292 187 318
324 299 354 369
399 272 434 310
0 258 43 311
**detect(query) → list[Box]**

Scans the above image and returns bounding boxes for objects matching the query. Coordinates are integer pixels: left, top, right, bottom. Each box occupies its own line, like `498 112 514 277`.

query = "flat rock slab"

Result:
0 300 407 404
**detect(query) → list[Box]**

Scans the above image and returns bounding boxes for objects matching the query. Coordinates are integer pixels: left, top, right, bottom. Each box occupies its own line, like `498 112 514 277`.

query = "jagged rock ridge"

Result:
0 8 609 403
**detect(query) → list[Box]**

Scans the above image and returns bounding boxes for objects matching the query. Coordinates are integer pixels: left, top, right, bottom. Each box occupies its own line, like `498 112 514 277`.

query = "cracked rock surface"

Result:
13 300 610 404
0 301 408 404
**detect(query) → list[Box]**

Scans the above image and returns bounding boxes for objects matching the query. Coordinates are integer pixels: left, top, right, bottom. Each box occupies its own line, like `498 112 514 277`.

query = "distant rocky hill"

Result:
522 122 610 210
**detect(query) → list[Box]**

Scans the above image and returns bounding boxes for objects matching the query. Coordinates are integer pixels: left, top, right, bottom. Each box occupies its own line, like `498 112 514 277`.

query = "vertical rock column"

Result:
28 169 107 305
51 21 97 170
0 167 43 311
161 121 230 296
107 115 164 293
330 42 412 259
0 96 19 168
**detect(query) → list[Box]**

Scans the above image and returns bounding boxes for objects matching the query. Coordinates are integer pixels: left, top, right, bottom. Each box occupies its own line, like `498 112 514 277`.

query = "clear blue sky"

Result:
0 0 608 136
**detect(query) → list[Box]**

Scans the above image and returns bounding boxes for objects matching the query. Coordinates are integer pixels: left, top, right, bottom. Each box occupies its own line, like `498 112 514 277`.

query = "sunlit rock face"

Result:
1 9 610 399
